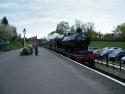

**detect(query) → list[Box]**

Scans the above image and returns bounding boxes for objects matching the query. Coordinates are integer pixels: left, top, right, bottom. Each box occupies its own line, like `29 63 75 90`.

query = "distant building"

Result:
0 36 10 51
112 32 121 39
29 36 37 44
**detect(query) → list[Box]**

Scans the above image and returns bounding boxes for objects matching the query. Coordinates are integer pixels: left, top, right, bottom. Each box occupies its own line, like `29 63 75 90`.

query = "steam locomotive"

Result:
42 28 96 66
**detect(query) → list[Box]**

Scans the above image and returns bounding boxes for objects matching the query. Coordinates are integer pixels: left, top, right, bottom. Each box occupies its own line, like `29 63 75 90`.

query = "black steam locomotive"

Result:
42 28 96 66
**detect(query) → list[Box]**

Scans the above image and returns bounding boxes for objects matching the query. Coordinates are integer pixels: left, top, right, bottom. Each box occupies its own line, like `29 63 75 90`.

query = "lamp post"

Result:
23 28 26 48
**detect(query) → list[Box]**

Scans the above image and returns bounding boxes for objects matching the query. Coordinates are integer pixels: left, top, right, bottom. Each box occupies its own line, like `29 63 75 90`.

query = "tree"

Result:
56 21 70 35
69 25 76 33
74 21 95 33
48 31 56 35
75 20 82 29
49 20 98 40
81 22 94 32
81 22 95 39
0 17 17 40
1 16 8 25
103 33 112 39
113 23 125 39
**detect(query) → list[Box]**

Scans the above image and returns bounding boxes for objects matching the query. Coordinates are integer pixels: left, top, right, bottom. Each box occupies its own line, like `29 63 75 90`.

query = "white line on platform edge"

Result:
50 49 125 87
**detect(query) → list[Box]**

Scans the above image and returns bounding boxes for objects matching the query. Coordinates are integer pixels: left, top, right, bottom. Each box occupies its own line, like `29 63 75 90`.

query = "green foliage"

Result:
49 21 70 35
56 30 66 35
90 41 125 48
0 17 17 40
56 21 70 35
10 40 23 50
49 31 56 35
69 25 76 33
113 23 125 39
49 21 96 36
1 16 8 25
49 30 64 35
102 33 113 40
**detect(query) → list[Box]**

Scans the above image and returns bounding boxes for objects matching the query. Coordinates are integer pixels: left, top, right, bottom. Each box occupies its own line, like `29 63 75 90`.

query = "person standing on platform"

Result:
34 43 39 56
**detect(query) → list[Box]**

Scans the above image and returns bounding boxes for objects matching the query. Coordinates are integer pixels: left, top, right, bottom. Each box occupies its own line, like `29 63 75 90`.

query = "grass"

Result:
90 41 125 48
10 40 23 50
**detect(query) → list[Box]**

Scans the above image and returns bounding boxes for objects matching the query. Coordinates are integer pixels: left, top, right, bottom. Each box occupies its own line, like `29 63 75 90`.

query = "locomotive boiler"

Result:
61 28 90 51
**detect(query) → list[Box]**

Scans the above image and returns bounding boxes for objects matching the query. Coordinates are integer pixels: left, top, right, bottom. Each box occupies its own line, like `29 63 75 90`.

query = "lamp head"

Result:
23 28 26 34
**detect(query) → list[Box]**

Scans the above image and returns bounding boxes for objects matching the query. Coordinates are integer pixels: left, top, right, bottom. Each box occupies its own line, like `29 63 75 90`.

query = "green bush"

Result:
10 40 23 50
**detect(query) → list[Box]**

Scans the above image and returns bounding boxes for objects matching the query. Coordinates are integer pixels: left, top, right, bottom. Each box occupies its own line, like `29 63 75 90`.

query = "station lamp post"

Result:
23 28 26 48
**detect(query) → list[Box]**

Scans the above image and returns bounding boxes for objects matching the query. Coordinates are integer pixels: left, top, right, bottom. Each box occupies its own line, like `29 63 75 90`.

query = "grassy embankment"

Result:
90 41 125 48
10 40 23 50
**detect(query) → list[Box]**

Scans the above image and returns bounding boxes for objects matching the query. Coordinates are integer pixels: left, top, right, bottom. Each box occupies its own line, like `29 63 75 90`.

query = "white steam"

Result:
46 33 64 41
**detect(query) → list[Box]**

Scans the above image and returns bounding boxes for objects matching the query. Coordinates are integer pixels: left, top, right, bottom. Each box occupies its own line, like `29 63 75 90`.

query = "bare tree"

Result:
81 22 94 32
75 20 82 29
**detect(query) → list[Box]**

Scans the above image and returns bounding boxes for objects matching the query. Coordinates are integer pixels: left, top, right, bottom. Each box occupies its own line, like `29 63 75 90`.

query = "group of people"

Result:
29 43 39 56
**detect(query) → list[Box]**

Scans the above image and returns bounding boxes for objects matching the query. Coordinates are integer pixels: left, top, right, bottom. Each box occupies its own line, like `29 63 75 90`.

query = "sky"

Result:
0 0 125 38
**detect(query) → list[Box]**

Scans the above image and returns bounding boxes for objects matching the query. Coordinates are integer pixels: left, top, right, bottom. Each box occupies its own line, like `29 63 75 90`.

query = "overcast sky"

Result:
0 0 125 38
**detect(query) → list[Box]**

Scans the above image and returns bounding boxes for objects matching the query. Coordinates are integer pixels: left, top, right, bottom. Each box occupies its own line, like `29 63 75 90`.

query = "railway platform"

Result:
0 47 124 94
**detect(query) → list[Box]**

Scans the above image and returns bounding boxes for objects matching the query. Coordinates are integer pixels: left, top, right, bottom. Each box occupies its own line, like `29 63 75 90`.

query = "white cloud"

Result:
0 2 17 8
1 0 125 38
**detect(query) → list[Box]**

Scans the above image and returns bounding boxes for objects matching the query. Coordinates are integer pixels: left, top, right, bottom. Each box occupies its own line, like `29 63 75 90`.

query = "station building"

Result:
0 35 10 52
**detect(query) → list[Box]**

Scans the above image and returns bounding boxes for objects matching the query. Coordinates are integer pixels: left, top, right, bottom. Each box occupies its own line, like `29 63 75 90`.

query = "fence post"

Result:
120 60 122 71
106 56 108 67
113 58 115 69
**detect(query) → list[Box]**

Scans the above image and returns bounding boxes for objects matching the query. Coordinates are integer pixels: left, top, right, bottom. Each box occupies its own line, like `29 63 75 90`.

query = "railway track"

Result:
96 60 125 71
93 62 125 83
